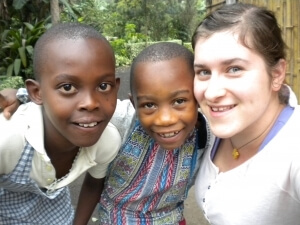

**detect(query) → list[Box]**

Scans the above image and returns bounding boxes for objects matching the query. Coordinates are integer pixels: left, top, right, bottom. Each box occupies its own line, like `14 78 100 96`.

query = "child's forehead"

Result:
133 59 194 94
43 38 114 63
135 58 194 80
47 37 107 49
37 38 115 80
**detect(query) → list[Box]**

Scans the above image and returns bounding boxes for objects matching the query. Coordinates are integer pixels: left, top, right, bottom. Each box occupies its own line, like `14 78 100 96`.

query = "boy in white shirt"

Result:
0 23 121 224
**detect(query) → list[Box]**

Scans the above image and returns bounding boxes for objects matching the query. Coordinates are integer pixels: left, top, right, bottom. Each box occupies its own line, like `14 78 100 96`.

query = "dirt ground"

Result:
69 66 209 225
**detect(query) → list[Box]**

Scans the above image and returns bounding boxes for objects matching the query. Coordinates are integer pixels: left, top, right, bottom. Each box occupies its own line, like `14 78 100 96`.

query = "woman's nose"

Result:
204 75 226 101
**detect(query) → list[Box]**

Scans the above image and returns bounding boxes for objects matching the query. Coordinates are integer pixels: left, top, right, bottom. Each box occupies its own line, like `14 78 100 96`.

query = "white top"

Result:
0 102 122 190
110 99 136 144
195 105 300 225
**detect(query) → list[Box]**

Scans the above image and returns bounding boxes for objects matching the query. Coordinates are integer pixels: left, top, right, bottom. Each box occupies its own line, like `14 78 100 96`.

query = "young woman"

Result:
192 3 299 225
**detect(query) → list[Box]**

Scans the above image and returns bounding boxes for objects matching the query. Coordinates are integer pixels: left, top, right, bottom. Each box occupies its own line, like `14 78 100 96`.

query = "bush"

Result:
0 76 24 90
0 18 50 80
183 42 193 52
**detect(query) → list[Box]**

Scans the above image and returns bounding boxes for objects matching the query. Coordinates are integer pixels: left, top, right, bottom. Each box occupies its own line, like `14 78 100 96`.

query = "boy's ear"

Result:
128 93 135 109
271 59 286 91
115 77 120 91
25 79 43 105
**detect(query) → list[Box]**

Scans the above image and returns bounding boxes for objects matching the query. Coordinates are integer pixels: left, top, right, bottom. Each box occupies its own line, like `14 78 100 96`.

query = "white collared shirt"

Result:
0 102 121 190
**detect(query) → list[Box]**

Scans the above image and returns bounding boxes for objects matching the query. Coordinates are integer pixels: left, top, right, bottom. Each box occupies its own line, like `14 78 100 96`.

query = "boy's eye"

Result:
144 103 156 109
59 84 77 94
174 98 186 105
98 83 112 92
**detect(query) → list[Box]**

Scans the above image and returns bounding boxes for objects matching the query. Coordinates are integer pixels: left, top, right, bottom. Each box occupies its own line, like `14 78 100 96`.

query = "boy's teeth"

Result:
159 131 179 138
79 122 97 128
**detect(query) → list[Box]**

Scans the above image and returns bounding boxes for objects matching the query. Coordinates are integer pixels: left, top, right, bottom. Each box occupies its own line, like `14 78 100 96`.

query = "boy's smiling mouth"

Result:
158 130 180 138
78 122 98 128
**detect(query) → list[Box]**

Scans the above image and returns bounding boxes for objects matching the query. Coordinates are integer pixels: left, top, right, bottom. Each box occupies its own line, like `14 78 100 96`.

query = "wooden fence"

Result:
205 0 300 101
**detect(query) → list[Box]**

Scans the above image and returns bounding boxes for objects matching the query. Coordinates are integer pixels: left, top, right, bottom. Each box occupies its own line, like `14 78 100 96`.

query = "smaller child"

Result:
97 42 208 224
0 23 121 224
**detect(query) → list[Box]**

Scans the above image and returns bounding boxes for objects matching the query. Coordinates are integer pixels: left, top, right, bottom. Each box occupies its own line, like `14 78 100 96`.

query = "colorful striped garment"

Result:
99 121 204 225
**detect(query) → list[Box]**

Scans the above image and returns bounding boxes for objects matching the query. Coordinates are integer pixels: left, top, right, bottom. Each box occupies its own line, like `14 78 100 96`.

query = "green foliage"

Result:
114 55 131 67
110 38 128 57
183 42 193 52
0 0 206 75
12 0 30 10
110 23 148 66
114 0 203 42
59 0 206 66
0 76 25 91
0 18 50 79
1 0 77 24
61 0 107 32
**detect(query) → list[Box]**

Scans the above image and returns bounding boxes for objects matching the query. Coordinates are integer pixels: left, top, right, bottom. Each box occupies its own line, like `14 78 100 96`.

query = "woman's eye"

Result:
196 70 210 76
98 83 112 92
228 67 241 73
58 84 77 94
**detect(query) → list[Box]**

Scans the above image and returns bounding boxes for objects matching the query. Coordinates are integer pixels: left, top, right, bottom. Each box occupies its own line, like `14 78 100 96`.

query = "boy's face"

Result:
132 58 198 150
32 38 119 148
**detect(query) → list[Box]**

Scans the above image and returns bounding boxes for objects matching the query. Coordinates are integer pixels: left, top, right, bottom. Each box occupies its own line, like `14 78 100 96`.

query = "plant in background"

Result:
110 23 148 66
0 18 51 80
61 0 109 33
0 76 24 91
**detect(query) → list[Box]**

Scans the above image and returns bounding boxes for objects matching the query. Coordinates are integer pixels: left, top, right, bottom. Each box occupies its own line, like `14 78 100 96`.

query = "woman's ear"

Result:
25 79 43 105
271 59 286 91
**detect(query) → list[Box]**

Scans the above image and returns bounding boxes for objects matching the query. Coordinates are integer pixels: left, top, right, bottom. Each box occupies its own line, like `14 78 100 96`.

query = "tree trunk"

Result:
50 0 60 24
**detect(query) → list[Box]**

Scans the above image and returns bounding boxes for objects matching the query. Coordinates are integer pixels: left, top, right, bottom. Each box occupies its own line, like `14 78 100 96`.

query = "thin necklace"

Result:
230 128 267 159
230 107 281 160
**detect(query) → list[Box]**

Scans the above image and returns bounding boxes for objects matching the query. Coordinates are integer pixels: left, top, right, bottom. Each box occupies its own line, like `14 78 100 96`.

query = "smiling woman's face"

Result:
193 31 280 139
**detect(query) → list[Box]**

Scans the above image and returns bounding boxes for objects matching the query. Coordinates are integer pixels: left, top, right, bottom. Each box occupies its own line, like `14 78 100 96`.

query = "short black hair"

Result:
33 23 114 80
130 42 194 93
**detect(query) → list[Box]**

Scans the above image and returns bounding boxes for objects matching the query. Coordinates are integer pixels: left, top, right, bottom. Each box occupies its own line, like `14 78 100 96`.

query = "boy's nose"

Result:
79 91 100 111
155 107 177 126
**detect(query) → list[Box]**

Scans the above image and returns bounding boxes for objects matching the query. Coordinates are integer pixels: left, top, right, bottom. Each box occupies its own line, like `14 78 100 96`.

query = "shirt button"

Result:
46 165 52 171
203 198 205 203
47 178 54 184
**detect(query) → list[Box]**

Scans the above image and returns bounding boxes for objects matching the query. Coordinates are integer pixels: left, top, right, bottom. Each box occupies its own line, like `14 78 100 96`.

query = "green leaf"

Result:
2 42 15 49
1 30 9 43
13 59 22 76
26 46 34 55
13 0 30 10
24 22 34 31
18 47 27 67
6 64 13 76
60 0 78 20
